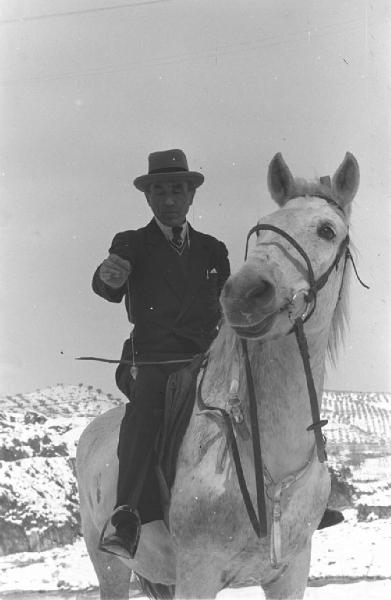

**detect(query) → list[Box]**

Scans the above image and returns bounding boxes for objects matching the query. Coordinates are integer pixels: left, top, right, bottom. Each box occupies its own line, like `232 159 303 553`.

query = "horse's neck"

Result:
252 332 327 476
205 326 328 480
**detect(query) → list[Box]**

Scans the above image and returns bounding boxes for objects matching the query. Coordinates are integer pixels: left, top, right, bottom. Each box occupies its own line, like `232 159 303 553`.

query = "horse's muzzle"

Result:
221 265 278 329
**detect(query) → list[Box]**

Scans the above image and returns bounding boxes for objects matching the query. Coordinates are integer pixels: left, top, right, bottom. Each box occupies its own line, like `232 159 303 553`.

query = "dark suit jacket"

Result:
92 219 230 365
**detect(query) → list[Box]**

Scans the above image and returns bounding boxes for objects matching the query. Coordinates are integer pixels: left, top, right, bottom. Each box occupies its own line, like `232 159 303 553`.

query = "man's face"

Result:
146 180 195 227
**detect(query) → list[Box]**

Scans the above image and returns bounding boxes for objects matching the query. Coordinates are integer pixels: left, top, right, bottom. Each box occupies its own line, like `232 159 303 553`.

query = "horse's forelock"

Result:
289 178 346 218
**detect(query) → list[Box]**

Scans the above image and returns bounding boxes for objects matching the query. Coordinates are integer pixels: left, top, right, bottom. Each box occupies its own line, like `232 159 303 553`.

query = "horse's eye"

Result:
317 224 336 241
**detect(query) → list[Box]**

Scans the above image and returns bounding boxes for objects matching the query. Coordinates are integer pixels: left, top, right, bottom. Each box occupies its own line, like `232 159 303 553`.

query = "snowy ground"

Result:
1 511 390 599
1 387 390 598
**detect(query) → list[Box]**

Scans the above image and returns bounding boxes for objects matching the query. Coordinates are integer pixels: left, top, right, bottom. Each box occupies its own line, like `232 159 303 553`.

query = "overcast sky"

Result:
1 0 390 398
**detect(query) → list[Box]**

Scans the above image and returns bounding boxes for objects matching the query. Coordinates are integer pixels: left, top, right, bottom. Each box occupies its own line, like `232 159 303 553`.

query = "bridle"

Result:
242 219 353 462
207 209 369 540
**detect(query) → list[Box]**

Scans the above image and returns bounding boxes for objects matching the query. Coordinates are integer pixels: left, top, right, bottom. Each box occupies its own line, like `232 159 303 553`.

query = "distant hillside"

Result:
1 383 125 418
322 390 391 454
0 384 390 556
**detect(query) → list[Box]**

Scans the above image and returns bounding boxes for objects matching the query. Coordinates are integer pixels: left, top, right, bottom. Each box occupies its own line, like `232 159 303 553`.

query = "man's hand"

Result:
99 254 132 288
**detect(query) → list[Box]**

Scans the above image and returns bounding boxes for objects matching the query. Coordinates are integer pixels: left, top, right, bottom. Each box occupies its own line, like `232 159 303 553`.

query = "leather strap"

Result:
197 358 268 538
293 318 327 462
241 338 268 536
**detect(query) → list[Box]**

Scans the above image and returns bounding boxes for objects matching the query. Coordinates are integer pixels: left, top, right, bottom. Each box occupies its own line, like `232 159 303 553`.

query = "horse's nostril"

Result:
246 280 274 303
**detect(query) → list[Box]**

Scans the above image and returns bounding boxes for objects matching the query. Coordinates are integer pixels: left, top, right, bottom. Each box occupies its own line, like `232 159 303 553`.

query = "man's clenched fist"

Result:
99 253 132 288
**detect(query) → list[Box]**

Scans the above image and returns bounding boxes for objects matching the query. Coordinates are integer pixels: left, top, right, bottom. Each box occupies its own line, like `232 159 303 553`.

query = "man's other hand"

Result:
99 254 132 288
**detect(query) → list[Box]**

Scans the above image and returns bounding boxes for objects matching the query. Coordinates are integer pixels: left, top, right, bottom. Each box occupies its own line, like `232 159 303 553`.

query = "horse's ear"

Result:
331 152 360 214
267 153 295 206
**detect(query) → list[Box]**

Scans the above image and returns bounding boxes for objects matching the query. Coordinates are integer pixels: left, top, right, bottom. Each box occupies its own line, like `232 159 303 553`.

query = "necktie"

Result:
171 225 184 250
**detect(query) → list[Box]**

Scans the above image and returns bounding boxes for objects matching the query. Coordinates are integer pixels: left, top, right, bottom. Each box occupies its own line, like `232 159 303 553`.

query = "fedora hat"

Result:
133 149 204 192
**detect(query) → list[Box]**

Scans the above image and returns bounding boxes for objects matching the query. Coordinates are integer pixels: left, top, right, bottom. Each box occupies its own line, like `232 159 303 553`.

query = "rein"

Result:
75 356 195 366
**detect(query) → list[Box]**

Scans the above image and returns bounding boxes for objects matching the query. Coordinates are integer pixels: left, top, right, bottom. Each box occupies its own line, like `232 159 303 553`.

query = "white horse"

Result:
76 152 359 599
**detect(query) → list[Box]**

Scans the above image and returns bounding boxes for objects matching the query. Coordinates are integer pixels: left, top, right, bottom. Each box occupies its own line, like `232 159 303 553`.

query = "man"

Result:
92 149 230 559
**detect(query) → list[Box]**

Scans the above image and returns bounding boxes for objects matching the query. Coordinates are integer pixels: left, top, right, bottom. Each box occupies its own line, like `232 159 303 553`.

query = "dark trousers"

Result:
115 364 179 524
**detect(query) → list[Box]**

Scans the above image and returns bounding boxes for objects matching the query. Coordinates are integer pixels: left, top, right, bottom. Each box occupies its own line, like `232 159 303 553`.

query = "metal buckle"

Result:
288 290 312 322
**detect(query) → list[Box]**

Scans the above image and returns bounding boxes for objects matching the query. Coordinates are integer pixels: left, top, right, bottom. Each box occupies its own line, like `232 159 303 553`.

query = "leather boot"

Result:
99 506 141 560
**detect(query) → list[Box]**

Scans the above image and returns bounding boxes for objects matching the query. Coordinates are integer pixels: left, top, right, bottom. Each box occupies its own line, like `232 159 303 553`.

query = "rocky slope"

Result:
0 385 124 555
0 385 390 557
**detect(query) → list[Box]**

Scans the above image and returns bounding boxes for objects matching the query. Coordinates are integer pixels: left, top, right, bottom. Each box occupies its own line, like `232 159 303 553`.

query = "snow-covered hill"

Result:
0 384 124 556
322 390 391 453
0 385 390 558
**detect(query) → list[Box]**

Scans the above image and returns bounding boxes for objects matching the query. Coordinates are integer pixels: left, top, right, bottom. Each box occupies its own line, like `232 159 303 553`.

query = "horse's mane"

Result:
326 248 352 366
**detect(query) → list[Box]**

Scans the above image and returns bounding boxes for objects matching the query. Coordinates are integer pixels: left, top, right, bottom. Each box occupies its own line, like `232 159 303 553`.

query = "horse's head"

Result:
221 152 359 343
